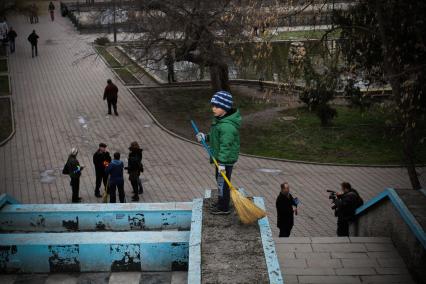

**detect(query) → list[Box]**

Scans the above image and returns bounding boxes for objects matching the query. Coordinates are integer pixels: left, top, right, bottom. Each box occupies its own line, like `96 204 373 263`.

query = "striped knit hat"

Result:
210 91 233 112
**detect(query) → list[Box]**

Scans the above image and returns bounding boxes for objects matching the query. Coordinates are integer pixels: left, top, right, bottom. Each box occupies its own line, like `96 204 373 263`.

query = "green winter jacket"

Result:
208 109 241 165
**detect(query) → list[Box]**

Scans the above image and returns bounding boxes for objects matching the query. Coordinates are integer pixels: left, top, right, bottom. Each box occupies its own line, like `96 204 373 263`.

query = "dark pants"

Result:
278 220 294 237
215 165 233 212
130 176 143 196
9 39 15 53
109 181 125 203
70 177 80 203
167 71 175 83
107 99 118 115
95 169 108 194
337 218 349 237
31 44 38 57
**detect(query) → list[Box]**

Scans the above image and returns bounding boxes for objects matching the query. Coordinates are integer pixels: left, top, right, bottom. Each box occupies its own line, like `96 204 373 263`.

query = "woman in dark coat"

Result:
276 182 298 237
127 141 144 201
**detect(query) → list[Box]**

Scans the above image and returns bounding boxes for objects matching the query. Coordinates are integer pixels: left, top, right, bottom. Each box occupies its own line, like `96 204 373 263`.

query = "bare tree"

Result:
129 0 285 91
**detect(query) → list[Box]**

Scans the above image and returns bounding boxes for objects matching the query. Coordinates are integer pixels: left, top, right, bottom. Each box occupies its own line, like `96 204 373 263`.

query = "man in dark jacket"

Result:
92 143 111 198
105 152 125 203
27 30 39 57
126 141 144 201
7 27 17 53
276 182 299 237
103 79 119 115
62 148 84 203
334 182 363 237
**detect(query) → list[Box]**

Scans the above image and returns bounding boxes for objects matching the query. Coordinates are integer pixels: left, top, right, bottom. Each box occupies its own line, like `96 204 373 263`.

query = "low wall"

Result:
349 190 426 283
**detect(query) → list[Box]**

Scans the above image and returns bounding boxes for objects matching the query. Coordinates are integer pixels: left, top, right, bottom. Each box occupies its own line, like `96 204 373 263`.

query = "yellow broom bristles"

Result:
230 187 266 224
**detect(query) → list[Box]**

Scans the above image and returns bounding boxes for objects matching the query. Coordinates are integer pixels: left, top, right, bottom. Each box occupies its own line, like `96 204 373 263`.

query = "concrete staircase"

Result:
275 237 415 284
0 271 187 284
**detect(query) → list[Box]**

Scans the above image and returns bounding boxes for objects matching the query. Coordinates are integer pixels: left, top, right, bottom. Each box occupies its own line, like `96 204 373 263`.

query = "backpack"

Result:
352 189 364 208
62 162 70 175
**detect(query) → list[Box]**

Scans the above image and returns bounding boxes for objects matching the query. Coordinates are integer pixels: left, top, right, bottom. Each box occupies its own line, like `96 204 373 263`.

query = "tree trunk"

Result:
209 64 231 92
403 127 422 190
375 0 422 190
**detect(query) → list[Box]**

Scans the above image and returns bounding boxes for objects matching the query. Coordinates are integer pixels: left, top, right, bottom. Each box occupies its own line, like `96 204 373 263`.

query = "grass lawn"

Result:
95 46 122 68
241 107 426 164
272 29 341 41
0 59 7 72
0 75 10 95
134 87 426 164
115 68 140 85
0 98 12 142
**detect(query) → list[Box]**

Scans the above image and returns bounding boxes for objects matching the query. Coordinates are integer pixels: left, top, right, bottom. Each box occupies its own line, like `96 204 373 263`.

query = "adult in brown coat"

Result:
103 79 119 115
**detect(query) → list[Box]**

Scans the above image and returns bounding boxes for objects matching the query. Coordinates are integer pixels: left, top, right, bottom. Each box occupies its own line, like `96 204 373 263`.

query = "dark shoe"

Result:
131 195 139 201
210 208 230 215
114 113 119 116
138 188 143 194
107 112 112 115
95 192 102 198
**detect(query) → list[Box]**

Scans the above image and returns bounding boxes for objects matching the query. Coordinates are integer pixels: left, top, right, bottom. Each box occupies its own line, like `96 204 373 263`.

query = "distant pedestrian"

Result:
126 141 144 201
105 152 125 203
27 30 39 58
30 3 39 24
7 27 17 53
93 142 111 198
165 49 175 83
103 79 119 115
276 182 299 237
62 148 84 203
48 2 55 21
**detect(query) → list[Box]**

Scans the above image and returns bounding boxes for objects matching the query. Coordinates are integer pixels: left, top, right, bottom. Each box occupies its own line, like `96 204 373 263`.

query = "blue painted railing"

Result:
355 188 426 249
0 202 192 232
187 198 203 284
0 194 193 273
0 231 189 273
254 197 284 284
0 193 19 208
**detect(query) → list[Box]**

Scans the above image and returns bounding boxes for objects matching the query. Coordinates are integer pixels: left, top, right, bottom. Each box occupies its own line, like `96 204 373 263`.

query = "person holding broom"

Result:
196 91 241 215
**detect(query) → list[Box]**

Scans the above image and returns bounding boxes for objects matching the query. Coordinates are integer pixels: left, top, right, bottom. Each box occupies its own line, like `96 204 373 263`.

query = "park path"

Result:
0 4 424 237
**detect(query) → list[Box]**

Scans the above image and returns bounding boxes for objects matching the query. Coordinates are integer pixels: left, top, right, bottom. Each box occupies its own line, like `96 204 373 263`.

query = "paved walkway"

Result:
1 5 425 237
275 237 415 284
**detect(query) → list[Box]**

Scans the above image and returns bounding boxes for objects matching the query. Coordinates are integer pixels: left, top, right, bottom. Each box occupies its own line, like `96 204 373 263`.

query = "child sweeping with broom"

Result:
196 91 242 215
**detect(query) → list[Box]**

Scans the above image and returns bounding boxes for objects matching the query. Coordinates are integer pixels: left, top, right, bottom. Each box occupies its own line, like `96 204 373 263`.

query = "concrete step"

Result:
274 237 416 284
0 271 187 284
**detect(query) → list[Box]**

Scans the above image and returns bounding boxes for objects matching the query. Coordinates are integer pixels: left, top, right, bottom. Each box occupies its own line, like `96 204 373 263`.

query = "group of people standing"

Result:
63 142 144 203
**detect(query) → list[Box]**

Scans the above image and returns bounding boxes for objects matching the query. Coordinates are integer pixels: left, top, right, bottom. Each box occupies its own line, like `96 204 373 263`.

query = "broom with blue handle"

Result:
191 120 266 224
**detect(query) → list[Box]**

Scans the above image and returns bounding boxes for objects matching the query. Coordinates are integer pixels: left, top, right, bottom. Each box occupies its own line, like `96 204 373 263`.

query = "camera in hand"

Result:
327 190 338 210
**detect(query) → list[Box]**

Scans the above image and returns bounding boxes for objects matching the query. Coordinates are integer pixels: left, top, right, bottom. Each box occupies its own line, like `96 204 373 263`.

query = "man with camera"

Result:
329 182 363 237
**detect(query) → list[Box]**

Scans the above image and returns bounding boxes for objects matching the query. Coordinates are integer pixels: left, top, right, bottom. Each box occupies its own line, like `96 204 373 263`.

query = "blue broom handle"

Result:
191 120 214 158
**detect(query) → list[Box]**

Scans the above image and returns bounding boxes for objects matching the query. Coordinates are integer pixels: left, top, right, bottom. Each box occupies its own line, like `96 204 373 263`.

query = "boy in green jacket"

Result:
196 91 241 215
